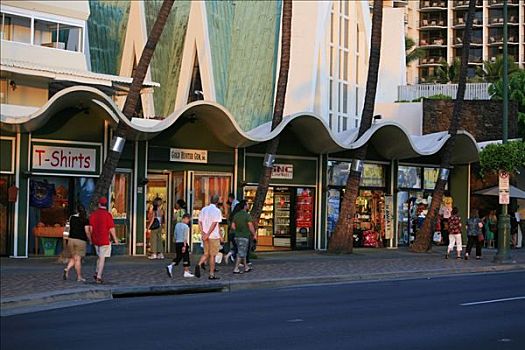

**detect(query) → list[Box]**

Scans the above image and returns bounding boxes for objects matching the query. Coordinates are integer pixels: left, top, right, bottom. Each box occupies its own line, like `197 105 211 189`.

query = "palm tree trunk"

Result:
89 0 175 211
328 0 383 254
250 0 292 223
411 0 477 252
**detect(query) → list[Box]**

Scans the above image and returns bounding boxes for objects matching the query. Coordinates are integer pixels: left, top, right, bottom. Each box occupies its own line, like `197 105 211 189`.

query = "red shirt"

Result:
89 208 115 246
448 215 462 235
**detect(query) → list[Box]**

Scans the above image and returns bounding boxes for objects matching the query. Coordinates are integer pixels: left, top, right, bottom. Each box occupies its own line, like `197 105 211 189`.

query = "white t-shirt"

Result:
198 204 223 239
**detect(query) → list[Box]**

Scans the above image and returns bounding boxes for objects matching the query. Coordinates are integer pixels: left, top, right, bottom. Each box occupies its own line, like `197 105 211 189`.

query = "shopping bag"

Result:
433 231 442 243
215 252 223 264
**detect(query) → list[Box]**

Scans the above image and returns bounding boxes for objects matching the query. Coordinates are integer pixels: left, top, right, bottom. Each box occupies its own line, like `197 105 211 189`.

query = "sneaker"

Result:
166 264 173 278
194 264 201 278
148 254 157 260
184 271 195 278
157 253 165 260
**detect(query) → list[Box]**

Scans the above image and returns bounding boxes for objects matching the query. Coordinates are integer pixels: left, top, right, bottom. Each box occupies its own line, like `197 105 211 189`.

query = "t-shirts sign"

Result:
170 148 207 164
271 164 293 180
32 144 97 172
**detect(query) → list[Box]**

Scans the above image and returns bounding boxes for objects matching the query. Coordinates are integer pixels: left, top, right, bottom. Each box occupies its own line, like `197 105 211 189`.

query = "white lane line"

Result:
460 296 525 306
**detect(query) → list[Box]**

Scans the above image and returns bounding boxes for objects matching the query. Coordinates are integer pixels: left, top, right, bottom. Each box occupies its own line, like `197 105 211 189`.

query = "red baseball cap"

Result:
99 197 108 205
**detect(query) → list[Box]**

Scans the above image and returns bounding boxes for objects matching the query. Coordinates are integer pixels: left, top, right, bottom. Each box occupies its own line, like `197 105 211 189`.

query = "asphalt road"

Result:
2 271 525 350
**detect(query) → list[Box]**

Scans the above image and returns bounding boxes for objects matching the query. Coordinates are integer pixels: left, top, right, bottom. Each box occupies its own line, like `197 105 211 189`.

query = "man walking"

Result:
195 195 223 279
86 197 119 284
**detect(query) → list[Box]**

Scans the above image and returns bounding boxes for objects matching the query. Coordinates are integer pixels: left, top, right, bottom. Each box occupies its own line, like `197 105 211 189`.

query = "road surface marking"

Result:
460 296 525 306
287 319 304 323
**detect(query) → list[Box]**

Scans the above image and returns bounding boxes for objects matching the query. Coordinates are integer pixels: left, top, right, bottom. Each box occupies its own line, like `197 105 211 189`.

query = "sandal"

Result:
244 267 252 273
233 270 243 274
95 278 104 284
208 275 220 280
77 277 86 282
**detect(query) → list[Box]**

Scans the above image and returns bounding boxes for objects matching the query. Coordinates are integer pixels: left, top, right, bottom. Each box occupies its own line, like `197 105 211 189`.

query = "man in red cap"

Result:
86 197 118 283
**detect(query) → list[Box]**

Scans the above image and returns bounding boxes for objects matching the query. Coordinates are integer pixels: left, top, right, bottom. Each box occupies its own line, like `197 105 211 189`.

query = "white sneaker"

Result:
184 271 195 278
148 254 157 260
157 253 165 260
166 264 173 278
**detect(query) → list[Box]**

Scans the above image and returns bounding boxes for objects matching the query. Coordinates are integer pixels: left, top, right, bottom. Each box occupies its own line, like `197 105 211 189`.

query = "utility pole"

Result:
494 0 512 263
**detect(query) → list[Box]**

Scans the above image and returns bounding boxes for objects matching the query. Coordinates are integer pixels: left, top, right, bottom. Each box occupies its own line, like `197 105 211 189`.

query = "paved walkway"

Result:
2 247 524 314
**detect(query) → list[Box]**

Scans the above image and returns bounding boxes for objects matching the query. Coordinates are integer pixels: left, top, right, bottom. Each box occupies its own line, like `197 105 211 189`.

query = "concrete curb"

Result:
2 264 524 316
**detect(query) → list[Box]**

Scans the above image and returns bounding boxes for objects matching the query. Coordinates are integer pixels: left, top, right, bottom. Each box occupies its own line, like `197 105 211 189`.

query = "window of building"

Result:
1 13 31 43
328 1 361 133
1 11 83 52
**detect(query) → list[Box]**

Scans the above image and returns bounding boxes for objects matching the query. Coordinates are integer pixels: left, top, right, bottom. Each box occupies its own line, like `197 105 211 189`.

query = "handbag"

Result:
63 216 72 239
477 233 485 241
150 217 160 230
433 232 442 243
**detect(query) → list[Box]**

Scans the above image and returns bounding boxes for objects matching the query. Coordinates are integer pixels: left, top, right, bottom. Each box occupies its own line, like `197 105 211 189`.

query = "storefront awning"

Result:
0 86 479 164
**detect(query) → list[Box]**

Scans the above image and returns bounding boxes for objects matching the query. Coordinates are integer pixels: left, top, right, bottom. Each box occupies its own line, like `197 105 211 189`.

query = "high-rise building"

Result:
404 0 524 84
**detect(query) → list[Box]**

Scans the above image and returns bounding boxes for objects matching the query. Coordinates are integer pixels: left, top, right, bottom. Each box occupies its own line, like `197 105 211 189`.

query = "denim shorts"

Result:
235 237 249 258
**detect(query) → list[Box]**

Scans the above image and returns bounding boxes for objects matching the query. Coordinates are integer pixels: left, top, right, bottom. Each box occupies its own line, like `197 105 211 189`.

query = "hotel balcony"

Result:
419 56 446 66
488 0 520 8
419 1 448 11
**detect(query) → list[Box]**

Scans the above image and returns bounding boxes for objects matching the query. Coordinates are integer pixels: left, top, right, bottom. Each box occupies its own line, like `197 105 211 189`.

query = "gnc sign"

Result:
271 163 293 180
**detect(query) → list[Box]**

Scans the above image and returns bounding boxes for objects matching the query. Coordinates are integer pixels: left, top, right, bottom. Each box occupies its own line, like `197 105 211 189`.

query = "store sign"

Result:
271 164 293 180
170 148 207 164
499 170 510 205
384 196 394 239
32 144 97 172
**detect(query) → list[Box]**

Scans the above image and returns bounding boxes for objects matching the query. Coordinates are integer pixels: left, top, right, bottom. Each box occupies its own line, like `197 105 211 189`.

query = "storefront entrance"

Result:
146 171 233 254
326 161 391 248
244 185 315 251
0 175 15 256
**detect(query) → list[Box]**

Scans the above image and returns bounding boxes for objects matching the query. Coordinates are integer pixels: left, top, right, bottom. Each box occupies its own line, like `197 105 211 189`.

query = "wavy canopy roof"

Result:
0 86 479 164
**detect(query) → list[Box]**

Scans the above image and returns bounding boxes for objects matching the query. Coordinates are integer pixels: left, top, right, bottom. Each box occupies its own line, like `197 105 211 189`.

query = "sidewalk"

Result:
2 247 525 316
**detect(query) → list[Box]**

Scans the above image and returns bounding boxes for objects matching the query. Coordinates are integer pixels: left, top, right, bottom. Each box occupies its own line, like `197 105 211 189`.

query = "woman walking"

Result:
147 198 165 259
484 210 497 249
63 204 89 282
446 207 463 260
230 200 256 274
465 209 484 260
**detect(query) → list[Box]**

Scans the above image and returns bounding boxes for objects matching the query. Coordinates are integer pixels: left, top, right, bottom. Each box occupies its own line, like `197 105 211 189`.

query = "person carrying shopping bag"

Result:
465 209 484 260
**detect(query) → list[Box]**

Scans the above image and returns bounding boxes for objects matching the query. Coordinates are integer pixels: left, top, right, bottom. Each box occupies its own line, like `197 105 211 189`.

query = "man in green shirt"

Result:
231 200 256 274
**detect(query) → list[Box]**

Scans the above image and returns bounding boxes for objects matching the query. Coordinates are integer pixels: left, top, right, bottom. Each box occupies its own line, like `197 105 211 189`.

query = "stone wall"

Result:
422 100 518 142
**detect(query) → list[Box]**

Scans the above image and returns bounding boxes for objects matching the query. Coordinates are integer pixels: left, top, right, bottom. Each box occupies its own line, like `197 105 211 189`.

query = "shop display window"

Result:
424 167 439 190
28 176 95 255
354 190 386 248
110 174 128 220
110 173 131 253
397 166 422 189
245 187 274 246
192 174 231 220
360 164 385 187
328 161 351 186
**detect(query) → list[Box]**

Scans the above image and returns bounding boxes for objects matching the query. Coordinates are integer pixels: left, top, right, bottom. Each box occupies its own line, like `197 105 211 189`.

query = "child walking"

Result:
166 214 194 278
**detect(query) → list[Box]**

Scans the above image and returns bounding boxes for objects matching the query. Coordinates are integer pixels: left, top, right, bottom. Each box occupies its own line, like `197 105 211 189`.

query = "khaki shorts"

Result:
68 238 87 257
95 245 111 258
203 239 221 256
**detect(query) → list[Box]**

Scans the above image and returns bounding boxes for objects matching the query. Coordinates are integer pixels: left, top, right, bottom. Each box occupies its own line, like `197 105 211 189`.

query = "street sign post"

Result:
499 171 510 205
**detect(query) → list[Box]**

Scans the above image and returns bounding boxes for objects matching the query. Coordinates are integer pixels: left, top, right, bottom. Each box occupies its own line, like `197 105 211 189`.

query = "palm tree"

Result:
411 0 477 253
89 0 175 210
476 55 519 83
327 0 383 254
250 0 293 223
405 37 424 66
435 58 461 84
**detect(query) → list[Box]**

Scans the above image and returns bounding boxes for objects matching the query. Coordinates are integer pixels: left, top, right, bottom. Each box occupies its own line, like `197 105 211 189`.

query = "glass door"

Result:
244 186 274 247
294 187 314 249
190 172 232 250
110 171 132 255
274 187 291 248
146 174 169 254
0 175 14 256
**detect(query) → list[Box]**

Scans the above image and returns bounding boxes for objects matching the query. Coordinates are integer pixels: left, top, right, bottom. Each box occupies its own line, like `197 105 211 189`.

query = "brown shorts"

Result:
203 239 221 256
67 238 87 257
